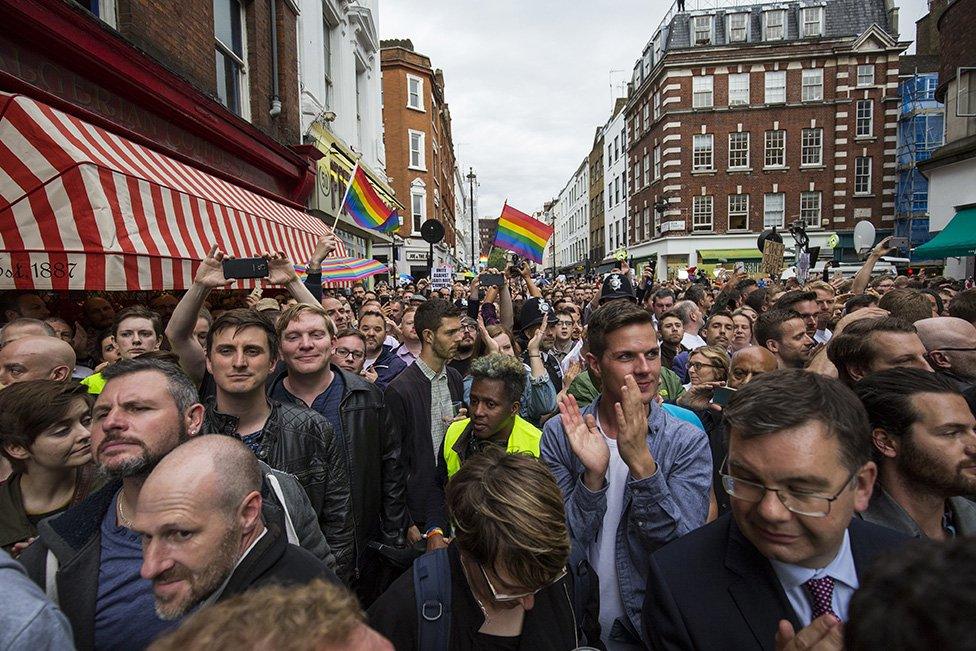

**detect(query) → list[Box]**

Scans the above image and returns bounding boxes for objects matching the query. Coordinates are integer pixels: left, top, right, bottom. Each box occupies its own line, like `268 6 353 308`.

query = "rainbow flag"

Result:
295 256 388 284
341 164 400 233
493 203 552 264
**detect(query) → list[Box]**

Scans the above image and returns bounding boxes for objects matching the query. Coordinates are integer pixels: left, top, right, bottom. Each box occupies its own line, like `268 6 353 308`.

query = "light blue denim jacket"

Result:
540 397 712 641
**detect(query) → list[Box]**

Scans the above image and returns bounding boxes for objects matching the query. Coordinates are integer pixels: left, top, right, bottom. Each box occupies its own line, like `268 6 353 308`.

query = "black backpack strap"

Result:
413 547 452 651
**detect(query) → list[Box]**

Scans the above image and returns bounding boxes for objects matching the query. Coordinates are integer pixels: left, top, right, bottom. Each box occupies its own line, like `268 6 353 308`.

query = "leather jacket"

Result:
268 367 408 573
202 397 355 582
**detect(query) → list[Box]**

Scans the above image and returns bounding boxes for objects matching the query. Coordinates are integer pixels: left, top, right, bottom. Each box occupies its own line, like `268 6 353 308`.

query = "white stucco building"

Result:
553 158 590 272
603 101 629 258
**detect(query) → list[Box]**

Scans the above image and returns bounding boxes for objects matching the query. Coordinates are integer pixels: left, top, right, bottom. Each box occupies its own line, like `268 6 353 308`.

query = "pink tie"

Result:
803 576 837 619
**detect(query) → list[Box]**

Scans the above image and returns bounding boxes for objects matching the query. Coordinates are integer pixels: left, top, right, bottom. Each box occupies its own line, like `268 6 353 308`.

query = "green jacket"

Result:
567 368 685 407
443 415 542 478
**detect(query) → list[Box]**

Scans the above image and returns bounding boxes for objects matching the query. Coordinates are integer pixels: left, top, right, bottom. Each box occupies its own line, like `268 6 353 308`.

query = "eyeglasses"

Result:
478 562 567 602
460 323 477 332
689 361 724 371
720 458 856 518
335 347 365 360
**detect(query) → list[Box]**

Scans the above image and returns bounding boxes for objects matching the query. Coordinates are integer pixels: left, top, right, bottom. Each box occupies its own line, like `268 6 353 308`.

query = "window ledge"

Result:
853 193 876 198
407 105 426 113
408 165 428 172
727 167 753 173
762 166 790 171
800 164 826 170
691 169 717 175
854 136 877 142
727 228 751 233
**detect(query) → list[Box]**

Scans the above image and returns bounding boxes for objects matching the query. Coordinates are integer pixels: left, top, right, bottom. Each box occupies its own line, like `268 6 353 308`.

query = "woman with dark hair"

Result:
0 380 101 555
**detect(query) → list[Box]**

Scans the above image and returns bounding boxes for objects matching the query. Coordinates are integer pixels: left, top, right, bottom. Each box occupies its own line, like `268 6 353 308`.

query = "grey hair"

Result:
672 300 699 327
101 357 200 414
469 353 527 406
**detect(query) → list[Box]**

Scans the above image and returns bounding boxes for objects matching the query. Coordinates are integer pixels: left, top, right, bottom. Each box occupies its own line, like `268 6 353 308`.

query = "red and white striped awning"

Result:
0 92 345 291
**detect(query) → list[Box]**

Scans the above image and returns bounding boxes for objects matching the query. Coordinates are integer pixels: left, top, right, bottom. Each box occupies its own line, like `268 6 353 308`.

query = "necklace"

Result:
116 490 134 529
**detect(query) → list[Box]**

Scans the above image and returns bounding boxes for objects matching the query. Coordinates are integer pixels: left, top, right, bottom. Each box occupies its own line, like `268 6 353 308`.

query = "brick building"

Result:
380 39 459 280
625 0 907 278
479 217 499 259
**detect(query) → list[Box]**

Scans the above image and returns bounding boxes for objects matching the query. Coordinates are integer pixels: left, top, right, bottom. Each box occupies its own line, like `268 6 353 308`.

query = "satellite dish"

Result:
853 221 876 254
420 219 445 244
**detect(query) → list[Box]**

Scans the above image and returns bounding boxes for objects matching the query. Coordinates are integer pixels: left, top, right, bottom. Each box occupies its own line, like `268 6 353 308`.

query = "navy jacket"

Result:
642 514 909 650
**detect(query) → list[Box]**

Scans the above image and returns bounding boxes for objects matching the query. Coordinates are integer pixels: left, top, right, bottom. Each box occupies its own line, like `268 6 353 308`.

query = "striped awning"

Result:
0 92 345 291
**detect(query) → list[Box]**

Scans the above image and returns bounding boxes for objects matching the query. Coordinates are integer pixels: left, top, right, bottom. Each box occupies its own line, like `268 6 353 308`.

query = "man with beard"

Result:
18 357 334 649
646 289 676 328
134 436 333 622
201 309 353 580
657 311 686 372
446 315 477 376
358 311 406 389
385 299 464 553
854 369 976 538
672 311 735 382
755 309 814 369
805 281 837 344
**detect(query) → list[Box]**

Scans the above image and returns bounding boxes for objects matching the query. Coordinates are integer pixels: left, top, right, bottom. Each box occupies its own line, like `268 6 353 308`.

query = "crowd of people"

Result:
1 230 975 651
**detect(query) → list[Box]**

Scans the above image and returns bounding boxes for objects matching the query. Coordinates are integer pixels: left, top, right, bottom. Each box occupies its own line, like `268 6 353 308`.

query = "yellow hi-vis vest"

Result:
443 415 543 478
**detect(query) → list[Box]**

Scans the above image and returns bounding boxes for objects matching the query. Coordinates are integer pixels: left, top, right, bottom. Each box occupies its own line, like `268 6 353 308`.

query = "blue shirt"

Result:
94 492 179 650
661 403 705 430
270 370 347 467
769 530 858 626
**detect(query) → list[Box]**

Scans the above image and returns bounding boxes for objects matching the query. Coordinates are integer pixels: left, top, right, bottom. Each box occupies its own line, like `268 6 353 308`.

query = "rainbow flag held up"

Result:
493 203 553 264
295 256 388 285
341 164 400 233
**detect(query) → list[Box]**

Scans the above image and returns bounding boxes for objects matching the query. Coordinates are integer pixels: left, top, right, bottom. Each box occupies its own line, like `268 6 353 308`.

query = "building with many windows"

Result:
552 159 590 273
625 0 907 278
381 39 460 279
603 98 630 266
588 128 606 270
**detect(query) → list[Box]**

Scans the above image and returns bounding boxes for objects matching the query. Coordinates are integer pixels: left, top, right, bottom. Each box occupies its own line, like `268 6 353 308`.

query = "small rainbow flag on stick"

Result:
493 203 553 264
338 163 400 233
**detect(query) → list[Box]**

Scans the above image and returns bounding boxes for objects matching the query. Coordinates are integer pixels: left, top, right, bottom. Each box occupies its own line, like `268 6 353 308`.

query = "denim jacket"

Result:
540 397 712 641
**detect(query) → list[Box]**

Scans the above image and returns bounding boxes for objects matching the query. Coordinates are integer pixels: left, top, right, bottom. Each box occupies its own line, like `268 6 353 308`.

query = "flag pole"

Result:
333 160 360 231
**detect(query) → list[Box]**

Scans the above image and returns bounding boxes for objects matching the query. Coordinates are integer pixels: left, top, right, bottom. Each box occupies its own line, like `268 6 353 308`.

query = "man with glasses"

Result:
332 328 368 375
447 315 478 377
642 369 908 650
916 316 976 415
548 308 578 364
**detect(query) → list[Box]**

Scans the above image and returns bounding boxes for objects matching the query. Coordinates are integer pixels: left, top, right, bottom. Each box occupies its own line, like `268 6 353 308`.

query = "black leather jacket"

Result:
268 367 408 573
202 398 355 582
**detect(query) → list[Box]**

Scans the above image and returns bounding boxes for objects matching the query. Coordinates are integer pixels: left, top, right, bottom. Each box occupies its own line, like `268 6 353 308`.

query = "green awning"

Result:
913 207 976 260
697 248 764 261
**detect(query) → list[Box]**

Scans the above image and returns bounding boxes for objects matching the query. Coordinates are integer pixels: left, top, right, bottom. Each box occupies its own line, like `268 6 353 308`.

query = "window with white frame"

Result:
801 68 823 102
856 64 875 87
410 185 426 234
615 177 621 204
693 195 714 231
408 130 426 169
728 194 749 230
729 132 750 169
653 92 662 120
693 134 714 171
763 193 785 228
693 15 713 45
407 75 424 110
728 13 749 42
693 75 714 108
763 10 786 41
729 73 750 106
801 128 823 165
765 71 786 104
643 153 650 186
801 7 823 37
323 18 335 108
653 145 661 180
214 0 248 117
856 99 874 137
764 130 786 167
642 103 650 130
643 207 651 240
800 191 822 227
854 156 872 194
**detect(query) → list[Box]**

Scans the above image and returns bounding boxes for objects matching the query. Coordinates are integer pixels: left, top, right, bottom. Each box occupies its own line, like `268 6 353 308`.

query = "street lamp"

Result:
466 167 477 271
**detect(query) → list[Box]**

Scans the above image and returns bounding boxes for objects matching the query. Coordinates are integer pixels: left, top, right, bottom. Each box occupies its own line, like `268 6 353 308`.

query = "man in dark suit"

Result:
642 370 909 651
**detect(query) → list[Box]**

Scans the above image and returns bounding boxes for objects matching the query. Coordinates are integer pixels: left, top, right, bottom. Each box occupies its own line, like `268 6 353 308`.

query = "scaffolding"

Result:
895 70 945 249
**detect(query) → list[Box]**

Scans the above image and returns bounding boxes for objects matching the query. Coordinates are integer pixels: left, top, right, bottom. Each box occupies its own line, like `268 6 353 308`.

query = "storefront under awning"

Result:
696 248 764 262
0 91 343 291
912 207 976 260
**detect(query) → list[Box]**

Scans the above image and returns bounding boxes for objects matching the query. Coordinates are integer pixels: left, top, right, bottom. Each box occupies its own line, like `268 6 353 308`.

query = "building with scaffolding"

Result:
894 61 944 255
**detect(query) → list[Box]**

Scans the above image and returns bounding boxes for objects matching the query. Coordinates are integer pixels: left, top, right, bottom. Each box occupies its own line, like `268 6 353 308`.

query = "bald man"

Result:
134 435 336 623
0 335 75 386
0 317 54 347
916 316 976 414
727 346 779 389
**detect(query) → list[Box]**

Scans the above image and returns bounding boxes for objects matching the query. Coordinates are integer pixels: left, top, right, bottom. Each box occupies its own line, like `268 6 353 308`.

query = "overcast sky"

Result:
378 0 929 221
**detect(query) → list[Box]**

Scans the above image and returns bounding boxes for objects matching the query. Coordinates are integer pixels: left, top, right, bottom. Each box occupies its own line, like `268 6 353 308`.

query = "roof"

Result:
666 0 895 50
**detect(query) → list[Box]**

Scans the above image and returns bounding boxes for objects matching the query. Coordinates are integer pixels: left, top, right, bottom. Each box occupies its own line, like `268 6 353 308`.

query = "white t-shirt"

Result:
590 416 643 649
